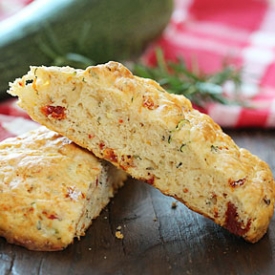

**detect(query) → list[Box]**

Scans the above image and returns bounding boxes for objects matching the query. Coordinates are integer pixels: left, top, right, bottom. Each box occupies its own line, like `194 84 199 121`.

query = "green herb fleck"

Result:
36 220 42 230
133 155 142 160
211 145 219 152
179 144 187 152
97 116 101 125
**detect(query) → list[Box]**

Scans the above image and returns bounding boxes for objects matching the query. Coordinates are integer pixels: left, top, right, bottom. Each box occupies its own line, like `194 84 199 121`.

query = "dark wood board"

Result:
1 128 275 275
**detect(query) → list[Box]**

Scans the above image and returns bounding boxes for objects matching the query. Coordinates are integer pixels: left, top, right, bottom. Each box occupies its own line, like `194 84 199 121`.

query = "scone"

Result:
0 126 127 251
8 62 275 243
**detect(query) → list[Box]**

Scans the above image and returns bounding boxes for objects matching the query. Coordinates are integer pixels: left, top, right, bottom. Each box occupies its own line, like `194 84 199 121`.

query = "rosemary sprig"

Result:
132 48 242 107
37 24 95 69
39 28 242 107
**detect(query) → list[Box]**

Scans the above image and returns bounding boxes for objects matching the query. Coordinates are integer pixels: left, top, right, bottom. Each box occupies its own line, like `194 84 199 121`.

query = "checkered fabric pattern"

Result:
143 0 275 128
0 0 275 141
0 0 32 20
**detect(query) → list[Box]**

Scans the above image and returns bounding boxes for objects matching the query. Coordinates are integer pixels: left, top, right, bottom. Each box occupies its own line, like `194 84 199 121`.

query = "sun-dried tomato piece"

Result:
143 174 155 185
42 210 59 220
225 202 251 236
99 142 105 150
120 155 135 170
142 95 158 110
41 105 66 120
229 178 246 188
103 148 118 163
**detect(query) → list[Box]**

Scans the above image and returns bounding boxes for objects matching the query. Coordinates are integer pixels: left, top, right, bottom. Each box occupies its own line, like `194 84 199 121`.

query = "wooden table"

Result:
1 128 275 275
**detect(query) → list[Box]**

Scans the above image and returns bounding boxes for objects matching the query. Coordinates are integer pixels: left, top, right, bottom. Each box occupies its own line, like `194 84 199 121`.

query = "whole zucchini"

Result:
0 0 173 98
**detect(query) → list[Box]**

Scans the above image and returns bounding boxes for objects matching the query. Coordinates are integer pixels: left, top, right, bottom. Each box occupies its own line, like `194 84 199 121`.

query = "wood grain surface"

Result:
0 128 275 275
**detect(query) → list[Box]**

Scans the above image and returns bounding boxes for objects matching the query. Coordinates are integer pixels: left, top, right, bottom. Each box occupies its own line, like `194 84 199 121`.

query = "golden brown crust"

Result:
0 126 126 251
8 62 275 243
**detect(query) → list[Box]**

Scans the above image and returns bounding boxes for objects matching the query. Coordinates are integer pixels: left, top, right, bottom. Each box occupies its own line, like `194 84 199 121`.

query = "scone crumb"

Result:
115 225 124 239
171 201 178 209
115 231 124 239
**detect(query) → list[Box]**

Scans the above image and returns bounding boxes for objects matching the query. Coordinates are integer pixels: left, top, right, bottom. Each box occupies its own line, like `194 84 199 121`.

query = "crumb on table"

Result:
171 201 178 209
115 230 124 239
115 225 124 239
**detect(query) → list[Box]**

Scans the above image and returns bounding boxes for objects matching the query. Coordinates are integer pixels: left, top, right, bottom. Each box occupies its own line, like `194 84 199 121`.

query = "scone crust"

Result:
8 62 275 243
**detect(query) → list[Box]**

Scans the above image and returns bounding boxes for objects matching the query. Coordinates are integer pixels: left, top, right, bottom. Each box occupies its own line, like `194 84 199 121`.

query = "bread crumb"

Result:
115 225 124 239
115 231 124 239
171 201 177 209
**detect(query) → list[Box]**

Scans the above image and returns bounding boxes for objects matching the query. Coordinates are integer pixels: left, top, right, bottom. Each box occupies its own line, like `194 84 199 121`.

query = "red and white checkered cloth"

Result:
0 0 38 141
0 0 275 142
143 0 275 128
0 0 32 20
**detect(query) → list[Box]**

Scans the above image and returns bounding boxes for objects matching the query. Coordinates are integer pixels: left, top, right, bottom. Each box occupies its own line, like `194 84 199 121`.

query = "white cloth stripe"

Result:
241 47 275 86
172 0 193 24
257 6 275 33
2 117 39 136
265 99 275 127
208 105 242 127
250 32 275 48
182 21 250 43
164 27 242 56
240 6 275 96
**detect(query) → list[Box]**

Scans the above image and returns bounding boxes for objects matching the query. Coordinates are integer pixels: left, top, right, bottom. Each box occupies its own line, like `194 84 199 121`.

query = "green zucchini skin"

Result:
0 0 173 98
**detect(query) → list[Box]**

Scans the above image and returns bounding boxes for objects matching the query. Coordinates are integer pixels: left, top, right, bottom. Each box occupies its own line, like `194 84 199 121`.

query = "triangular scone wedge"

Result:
0 126 127 251
8 62 275 243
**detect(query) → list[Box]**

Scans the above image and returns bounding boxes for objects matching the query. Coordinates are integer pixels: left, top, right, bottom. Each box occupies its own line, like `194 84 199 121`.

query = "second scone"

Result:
0 126 127 251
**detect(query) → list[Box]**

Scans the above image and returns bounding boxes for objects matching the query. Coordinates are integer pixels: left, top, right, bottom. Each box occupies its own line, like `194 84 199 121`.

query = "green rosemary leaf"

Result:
39 27 242 108
54 53 95 68
155 47 169 74
132 49 242 107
